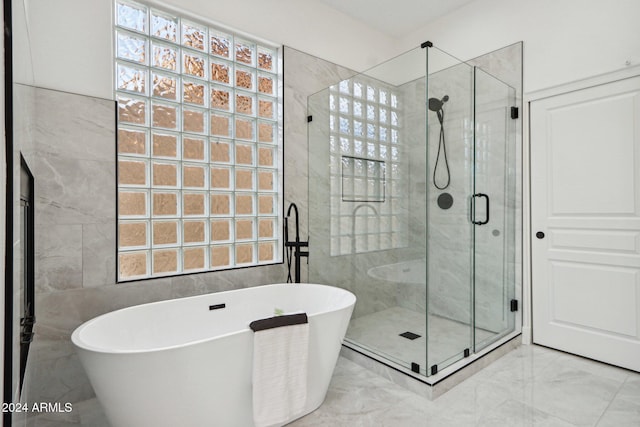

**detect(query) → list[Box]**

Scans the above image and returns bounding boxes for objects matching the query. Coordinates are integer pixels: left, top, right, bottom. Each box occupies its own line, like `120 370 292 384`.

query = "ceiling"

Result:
316 0 477 38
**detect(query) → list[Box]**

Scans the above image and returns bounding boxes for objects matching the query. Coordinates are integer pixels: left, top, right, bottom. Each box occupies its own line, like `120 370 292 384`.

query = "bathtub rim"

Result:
71 283 356 355
367 258 426 285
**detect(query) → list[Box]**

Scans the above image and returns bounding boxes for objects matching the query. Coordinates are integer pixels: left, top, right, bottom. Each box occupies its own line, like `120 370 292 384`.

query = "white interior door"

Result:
530 75 640 372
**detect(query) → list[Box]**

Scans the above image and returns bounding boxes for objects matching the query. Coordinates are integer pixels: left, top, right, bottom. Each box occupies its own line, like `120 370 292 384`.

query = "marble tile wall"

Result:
14 46 321 417
283 47 357 283
389 77 428 315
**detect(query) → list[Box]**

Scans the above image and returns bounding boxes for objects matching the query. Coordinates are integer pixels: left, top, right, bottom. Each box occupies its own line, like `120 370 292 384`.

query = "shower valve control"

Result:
536 231 545 239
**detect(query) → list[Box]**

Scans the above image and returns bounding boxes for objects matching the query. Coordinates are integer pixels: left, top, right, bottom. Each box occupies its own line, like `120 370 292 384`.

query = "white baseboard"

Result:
521 326 532 345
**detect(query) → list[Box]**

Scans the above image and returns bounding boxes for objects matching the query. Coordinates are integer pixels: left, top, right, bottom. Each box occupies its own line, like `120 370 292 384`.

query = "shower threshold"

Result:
340 330 521 400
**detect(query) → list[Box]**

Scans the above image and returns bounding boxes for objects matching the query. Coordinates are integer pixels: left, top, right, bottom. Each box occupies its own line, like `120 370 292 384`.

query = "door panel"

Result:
547 93 638 215
551 262 638 337
531 75 640 372
473 67 517 351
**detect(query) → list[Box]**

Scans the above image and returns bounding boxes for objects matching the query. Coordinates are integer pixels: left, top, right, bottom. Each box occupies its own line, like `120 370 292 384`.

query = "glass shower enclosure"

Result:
307 43 518 377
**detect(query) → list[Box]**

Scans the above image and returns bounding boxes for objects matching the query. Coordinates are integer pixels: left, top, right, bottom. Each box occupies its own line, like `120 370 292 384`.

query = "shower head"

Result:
429 95 449 125
428 95 449 112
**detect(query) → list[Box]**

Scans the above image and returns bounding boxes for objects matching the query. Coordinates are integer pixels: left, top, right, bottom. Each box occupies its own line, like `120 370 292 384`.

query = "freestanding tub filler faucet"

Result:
285 202 309 283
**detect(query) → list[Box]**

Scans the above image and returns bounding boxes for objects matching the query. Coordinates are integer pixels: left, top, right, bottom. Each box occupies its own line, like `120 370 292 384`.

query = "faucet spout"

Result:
285 202 309 283
286 202 300 243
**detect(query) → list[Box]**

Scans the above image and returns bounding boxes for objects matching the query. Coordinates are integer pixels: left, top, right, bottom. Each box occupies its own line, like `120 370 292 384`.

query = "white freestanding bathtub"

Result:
71 283 355 427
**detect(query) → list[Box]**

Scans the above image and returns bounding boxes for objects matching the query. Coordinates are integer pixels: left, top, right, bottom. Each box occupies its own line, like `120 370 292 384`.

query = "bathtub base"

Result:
77 322 339 427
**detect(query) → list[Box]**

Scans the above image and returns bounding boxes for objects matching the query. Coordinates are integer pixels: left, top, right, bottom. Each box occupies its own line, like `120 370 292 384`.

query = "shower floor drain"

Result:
399 331 421 340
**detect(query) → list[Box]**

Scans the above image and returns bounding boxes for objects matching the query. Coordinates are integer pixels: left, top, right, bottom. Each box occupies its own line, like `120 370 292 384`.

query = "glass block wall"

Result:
115 0 282 280
329 78 407 255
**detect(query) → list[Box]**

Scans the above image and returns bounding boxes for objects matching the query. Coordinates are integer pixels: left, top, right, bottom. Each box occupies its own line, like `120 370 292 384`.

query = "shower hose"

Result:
433 108 450 190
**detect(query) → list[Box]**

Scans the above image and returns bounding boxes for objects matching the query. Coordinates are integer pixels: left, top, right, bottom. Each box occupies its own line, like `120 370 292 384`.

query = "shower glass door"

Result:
473 67 517 352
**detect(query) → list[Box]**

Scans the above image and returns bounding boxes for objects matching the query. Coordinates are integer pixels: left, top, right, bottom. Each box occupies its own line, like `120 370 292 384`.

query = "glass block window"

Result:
341 156 385 202
115 0 282 281
329 78 407 255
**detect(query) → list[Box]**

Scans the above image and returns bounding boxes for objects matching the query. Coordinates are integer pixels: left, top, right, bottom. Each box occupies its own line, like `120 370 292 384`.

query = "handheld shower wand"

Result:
428 95 450 190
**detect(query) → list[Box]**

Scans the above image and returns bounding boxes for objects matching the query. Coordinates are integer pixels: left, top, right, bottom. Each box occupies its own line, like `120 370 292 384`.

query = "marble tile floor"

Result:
25 344 640 426
347 306 496 370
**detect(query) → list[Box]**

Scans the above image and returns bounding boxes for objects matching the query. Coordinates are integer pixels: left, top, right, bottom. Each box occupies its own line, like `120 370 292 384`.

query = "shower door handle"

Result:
471 193 490 225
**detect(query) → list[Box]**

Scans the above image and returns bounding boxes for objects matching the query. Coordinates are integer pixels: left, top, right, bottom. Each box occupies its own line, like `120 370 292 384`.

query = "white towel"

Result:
252 322 309 427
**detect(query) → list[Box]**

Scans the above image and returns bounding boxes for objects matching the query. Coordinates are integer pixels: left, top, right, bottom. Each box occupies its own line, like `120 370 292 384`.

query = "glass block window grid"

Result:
341 156 385 202
115 0 282 281
329 78 408 255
